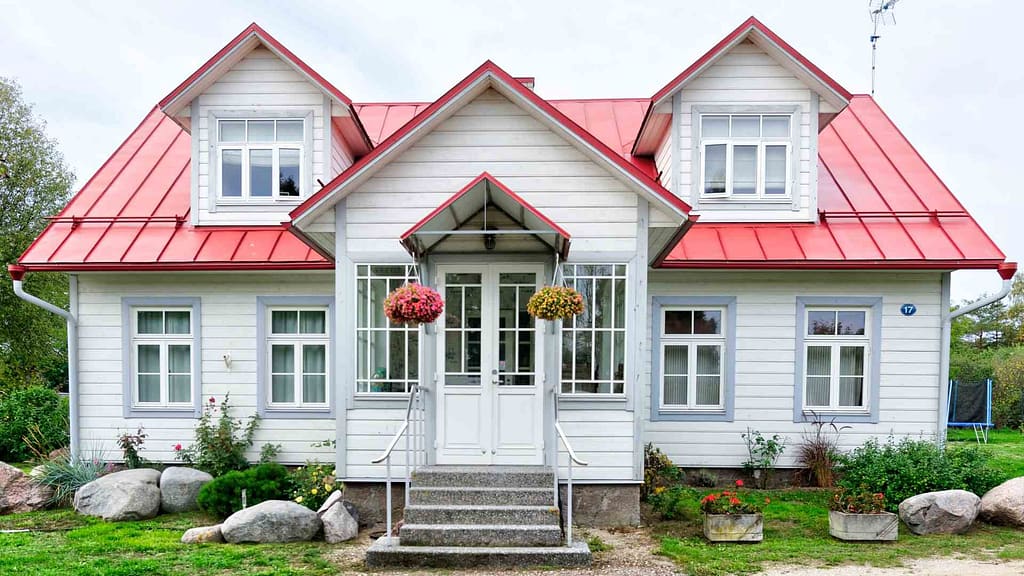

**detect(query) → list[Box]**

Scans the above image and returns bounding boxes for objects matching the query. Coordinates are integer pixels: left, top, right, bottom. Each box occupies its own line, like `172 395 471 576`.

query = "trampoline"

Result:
947 379 993 443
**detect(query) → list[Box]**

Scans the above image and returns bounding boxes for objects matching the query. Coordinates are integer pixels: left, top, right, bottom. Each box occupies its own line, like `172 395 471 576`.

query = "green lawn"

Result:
654 488 1024 576
0 510 350 576
946 427 1024 479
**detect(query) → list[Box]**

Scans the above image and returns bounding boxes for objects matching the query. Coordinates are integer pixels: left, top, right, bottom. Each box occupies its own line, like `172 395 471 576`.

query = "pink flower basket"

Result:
383 283 444 325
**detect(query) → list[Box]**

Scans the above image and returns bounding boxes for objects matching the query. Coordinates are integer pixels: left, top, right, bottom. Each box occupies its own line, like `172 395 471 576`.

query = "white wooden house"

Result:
10 17 1014 535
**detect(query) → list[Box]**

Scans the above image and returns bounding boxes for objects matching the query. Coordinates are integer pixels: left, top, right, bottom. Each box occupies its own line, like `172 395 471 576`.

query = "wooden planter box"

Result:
828 510 898 541
703 513 763 542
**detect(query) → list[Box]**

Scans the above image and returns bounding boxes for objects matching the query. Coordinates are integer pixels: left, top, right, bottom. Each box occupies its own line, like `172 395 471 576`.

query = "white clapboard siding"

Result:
556 409 635 481
76 272 337 464
346 89 640 257
678 40 815 222
195 47 328 226
643 270 944 468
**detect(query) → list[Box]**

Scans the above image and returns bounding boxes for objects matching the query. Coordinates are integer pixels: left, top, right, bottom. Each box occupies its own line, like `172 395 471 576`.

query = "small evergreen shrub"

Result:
0 385 69 462
836 437 1005 511
197 462 293 519
290 460 338 510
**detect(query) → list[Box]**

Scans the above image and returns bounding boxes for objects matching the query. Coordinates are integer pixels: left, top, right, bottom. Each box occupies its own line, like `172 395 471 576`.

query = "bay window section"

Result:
560 264 627 395
266 308 329 408
217 118 304 201
700 113 792 198
356 265 420 394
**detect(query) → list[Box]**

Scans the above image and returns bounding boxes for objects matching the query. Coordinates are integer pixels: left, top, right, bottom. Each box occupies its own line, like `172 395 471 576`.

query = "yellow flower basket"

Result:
526 286 585 321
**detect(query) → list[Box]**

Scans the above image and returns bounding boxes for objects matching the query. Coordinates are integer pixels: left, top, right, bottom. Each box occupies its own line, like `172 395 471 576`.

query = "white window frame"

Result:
559 263 628 396
130 307 194 408
699 114 793 199
265 306 330 409
355 264 420 395
802 307 871 412
216 118 305 202
659 307 726 410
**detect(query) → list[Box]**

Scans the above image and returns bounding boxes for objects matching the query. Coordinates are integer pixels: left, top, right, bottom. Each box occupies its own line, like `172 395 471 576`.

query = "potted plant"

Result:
700 480 767 542
828 486 897 541
526 286 584 321
383 283 444 325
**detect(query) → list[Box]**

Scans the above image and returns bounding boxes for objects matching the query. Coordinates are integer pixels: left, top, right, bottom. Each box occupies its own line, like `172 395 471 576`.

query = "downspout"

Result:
938 262 1017 445
8 264 79 459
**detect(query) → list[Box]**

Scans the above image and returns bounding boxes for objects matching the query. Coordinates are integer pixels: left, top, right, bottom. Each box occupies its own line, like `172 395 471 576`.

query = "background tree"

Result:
0 77 75 392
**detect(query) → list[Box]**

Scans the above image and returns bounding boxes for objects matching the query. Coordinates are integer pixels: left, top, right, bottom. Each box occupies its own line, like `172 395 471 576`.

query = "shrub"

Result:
699 480 768 515
992 348 1024 429
290 460 338 510
648 486 698 521
197 462 293 519
741 429 786 489
795 413 849 487
116 426 148 469
0 385 69 462
175 394 260 477
836 437 1005 511
642 443 682 501
32 450 111 506
829 485 886 514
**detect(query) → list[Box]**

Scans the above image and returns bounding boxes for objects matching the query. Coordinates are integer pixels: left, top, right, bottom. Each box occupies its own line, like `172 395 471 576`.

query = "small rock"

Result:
317 490 344 515
321 501 358 543
899 489 981 535
221 500 321 543
0 461 54 514
73 468 162 521
980 477 1024 527
181 524 224 543
160 467 213 514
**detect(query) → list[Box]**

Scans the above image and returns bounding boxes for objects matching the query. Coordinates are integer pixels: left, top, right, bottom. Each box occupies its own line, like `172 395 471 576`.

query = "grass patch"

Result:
946 427 1024 480
655 488 1024 576
586 534 612 553
0 510 350 576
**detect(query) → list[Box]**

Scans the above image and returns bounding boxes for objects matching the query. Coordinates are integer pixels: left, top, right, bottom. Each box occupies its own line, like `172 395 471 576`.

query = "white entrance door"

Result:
436 264 544 465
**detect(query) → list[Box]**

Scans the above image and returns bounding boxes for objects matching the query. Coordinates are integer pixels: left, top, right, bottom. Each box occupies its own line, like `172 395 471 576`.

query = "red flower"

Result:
209 396 216 404
765 498 771 504
173 443 182 451
735 479 744 487
730 497 741 506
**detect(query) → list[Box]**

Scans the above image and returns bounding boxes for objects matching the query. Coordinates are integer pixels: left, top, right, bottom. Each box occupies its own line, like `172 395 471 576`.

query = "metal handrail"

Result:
551 388 587 546
371 384 422 545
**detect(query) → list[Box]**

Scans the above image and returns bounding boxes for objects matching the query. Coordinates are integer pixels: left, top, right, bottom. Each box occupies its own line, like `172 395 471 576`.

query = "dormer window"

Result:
700 114 792 199
217 118 305 201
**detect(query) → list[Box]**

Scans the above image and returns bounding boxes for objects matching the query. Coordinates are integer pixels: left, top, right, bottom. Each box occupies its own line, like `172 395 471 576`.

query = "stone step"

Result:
404 504 560 526
409 486 554 506
366 537 591 568
399 523 563 547
411 465 553 488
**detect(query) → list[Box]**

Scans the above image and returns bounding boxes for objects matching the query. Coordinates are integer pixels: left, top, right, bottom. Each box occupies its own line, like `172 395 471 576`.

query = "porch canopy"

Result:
400 172 571 259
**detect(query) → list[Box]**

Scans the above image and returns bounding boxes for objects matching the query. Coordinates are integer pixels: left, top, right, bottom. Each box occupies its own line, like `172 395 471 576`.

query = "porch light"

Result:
483 226 497 251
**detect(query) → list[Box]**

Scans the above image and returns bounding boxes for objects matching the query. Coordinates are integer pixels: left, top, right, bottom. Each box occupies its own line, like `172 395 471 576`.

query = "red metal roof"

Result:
658 96 1006 269
16 107 331 272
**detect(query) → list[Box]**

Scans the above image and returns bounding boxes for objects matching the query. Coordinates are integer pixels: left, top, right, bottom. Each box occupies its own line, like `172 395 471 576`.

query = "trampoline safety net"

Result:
947 380 993 427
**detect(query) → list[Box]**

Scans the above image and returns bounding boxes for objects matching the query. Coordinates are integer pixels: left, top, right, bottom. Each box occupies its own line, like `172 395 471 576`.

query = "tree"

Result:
0 77 74 391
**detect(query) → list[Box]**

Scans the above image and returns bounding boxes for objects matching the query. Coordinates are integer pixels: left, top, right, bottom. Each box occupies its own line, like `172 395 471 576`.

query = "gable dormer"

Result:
637 17 851 223
159 24 371 226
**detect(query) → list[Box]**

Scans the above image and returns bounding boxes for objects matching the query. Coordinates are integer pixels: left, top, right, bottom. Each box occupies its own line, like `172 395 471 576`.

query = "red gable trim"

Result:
291 60 691 222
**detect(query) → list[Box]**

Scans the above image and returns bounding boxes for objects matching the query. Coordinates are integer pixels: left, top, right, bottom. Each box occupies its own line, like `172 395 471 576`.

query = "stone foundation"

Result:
341 482 406 528
559 484 640 527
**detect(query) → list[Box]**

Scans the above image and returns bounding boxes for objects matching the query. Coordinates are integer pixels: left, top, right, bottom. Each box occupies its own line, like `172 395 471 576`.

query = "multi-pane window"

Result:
266 307 329 407
560 264 627 394
131 308 193 407
218 118 304 200
356 265 420 394
701 114 791 198
803 308 869 410
660 308 725 409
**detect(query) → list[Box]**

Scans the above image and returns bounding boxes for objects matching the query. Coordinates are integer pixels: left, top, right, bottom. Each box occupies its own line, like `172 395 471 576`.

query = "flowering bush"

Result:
699 480 769 515
291 460 339 511
383 283 444 324
526 286 584 320
829 485 887 514
174 394 265 477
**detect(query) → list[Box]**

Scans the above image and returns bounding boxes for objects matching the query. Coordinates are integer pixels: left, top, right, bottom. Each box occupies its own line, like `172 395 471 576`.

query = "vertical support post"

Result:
385 458 393 545
405 417 411 508
567 457 574 546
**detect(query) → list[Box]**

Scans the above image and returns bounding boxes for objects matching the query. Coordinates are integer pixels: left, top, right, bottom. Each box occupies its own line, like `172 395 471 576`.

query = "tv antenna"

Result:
869 0 901 95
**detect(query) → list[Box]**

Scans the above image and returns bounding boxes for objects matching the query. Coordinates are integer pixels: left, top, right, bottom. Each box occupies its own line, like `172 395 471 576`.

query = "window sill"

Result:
797 409 875 424
557 395 627 410
261 406 333 419
125 406 199 419
652 407 732 422
700 196 792 204
352 394 413 410
217 198 304 206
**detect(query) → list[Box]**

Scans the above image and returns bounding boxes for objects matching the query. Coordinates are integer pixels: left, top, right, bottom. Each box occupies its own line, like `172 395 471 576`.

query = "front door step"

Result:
410 465 553 488
404 504 560 525
365 538 592 568
409 486 553 506
400 523 563 547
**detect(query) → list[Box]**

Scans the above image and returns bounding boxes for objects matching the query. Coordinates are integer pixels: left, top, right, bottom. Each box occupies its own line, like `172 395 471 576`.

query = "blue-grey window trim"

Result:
257 296 336 419
793 296 882 424
650 296 736 422
121 297 203 419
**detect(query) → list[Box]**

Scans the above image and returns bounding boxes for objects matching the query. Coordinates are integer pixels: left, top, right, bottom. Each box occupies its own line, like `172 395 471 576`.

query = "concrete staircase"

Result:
365 465 591 568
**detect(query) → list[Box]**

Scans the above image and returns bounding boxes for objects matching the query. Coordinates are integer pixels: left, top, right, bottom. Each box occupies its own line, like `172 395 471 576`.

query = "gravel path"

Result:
755 558 1024 576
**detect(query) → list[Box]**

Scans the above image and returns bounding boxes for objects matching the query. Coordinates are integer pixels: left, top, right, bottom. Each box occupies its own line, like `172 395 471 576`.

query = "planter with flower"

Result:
526 286 584 321
828 486 897 541
700 480 768 542
383 283 444 325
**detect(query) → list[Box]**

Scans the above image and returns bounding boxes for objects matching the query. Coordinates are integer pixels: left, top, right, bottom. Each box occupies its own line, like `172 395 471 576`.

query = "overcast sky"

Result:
0 0 1018 302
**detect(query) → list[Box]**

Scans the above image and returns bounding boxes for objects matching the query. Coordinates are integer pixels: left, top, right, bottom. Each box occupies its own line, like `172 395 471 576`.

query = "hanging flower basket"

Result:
383 283 444 325
526 286 584 321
